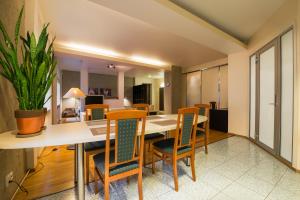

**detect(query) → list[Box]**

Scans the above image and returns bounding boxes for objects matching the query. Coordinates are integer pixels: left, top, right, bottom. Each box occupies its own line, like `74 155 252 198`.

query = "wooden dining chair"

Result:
132 103 165 166
194 104 210 154
132 103 150 114
84 104 112 184
151 107 199 192
93 110 147 200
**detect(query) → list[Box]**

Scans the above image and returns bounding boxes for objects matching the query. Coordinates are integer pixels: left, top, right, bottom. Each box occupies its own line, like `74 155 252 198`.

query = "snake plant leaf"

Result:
0 40 11 63
35 61 46 85
0 19 15 51
0 59 12 79
15 6 24 46
36 24 49 54
30 32 37 61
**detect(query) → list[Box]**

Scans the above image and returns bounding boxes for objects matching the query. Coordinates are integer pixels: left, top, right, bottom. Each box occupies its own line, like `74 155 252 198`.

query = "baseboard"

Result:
228 132 249 139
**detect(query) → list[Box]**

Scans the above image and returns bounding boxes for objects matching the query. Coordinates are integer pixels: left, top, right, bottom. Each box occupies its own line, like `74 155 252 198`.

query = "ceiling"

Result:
40 0 227 68
170 0 287 43
56 52 164 79
40 0 286 71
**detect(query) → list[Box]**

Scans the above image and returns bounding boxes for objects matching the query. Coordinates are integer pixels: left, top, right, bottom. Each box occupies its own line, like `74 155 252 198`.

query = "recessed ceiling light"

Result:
107 64 116 69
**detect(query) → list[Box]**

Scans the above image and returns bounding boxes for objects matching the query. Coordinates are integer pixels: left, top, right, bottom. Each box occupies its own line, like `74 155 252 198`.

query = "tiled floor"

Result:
38 137 300 200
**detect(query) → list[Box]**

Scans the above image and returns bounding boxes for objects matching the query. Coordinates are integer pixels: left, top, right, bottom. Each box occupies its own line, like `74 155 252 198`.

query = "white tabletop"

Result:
0 114 207 149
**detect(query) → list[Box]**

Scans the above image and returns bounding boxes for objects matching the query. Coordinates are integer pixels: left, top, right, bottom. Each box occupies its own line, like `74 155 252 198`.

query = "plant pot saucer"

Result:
16 131 42 138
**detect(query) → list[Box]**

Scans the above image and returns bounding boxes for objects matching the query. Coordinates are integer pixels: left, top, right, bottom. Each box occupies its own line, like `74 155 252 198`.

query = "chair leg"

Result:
205 135 208 154
85 153 90 184
138 171 143 200
191 154 196 182
152 151 155 174
143 142 147 167
104 179 110 200
127 177 130 184
173 158 178 192
94 168 99 194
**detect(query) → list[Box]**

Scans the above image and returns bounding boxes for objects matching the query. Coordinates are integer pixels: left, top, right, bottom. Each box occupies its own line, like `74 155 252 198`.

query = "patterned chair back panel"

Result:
92 108 104 120
181 113 194 146
117 119 138 163
198 108 206 116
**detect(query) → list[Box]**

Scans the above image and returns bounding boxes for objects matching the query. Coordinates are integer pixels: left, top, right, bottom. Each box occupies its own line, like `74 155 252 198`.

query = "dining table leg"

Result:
75 143 85 200
74 144 78 184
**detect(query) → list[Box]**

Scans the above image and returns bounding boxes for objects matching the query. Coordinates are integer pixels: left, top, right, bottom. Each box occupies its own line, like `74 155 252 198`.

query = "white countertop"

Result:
0 114 207 149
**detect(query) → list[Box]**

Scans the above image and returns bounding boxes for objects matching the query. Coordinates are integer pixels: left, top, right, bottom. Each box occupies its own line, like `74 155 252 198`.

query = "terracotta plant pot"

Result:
41 108 47 129
15 110 44 135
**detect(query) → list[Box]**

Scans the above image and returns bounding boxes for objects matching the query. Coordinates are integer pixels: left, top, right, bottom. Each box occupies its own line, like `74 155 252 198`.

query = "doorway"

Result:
249 28 294 164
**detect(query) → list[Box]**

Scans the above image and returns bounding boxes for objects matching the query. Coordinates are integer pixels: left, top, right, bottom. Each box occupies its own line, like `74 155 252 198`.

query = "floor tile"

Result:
267 185 300 200
210 192 234 200
222 183 265 200
236 174 274 197
201 171 233 190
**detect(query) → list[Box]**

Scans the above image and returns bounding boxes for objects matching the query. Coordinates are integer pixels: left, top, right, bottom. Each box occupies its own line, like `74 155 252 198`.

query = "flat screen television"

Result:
85 95 104 105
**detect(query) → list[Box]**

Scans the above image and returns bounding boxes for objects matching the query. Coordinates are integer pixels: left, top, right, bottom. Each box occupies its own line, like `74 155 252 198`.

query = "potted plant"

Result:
0 7 56 135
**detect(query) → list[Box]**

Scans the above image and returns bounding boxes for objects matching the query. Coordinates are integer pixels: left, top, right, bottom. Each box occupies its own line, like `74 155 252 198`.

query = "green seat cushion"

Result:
93 151 138 176
196 130 205 137
84 140 115 152
144 132 164 140
153 138 192 154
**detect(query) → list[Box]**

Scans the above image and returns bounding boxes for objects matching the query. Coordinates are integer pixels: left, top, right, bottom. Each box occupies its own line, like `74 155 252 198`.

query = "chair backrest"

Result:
194 104 209 129
85 104 109 121
105 110 147 173
174 107 199 151
132 104 149 115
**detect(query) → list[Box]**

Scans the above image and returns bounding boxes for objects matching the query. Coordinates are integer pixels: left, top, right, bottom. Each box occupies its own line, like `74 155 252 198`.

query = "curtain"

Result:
186 71 201 106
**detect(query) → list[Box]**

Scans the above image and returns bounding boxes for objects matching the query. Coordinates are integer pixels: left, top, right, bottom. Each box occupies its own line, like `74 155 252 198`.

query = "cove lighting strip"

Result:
58 42 168 67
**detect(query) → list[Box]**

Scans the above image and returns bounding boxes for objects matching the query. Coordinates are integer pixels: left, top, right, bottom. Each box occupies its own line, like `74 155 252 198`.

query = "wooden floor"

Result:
14 130 233 200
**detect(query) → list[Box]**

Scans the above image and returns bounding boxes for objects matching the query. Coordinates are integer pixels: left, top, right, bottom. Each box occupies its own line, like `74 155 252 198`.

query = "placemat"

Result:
147 115 164 120
151 119 177 126
90 126 115 136
86 120 115 126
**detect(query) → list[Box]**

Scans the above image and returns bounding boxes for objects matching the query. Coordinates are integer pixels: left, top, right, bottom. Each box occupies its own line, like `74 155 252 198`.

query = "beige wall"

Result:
0 1 27 199
227 51 249 137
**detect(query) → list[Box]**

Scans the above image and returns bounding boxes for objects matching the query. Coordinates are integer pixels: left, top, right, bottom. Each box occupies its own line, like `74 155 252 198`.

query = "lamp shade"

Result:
63 88 86 99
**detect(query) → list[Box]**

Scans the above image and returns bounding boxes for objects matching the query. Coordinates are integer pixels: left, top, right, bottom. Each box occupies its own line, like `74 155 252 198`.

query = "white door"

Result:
259 45 276 150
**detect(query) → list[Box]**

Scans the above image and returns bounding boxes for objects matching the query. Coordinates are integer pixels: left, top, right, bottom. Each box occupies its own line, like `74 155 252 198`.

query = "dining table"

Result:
0 114 207 200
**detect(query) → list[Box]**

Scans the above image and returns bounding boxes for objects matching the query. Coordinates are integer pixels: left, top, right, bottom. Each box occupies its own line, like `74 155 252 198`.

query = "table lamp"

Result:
63 88 86 111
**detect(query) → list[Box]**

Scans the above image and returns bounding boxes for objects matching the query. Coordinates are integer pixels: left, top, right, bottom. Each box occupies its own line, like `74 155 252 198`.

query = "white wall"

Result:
227 51 249 137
